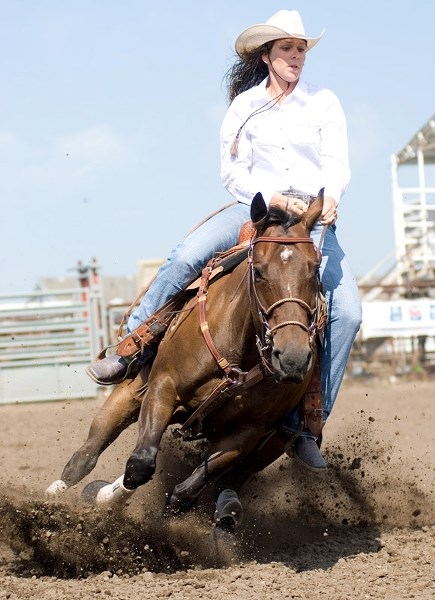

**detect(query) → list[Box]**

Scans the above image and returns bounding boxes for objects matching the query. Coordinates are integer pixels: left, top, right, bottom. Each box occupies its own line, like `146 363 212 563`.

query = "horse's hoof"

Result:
214 489 244 532
164 495 194 517
45 479 68 497
81 480 111 504
215 515 236 534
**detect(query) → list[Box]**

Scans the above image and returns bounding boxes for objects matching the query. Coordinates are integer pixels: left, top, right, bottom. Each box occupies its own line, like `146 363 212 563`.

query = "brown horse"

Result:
64 191 325 515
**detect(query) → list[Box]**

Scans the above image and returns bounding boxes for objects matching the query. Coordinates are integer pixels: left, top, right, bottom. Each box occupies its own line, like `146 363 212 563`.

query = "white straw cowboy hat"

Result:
235 10 324 56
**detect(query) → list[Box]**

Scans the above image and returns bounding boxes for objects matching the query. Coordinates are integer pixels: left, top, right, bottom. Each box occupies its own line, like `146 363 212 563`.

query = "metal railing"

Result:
0 265 107 404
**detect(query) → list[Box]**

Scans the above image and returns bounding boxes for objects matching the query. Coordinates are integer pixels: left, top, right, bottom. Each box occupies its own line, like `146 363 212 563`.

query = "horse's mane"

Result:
258 205 299 235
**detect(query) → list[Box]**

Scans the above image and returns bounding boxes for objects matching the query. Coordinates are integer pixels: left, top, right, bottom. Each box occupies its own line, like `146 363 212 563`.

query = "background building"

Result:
355 114 435 376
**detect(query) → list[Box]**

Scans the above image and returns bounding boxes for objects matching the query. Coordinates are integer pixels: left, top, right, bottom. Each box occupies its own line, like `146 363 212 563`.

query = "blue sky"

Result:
1 0 435 294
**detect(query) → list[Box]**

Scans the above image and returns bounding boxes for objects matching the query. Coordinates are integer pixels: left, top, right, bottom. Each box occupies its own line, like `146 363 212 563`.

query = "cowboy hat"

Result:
235 10 324 56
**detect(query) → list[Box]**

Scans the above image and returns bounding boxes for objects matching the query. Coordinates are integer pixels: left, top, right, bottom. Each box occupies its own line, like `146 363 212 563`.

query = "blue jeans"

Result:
127 202 251 331
284 223 362 436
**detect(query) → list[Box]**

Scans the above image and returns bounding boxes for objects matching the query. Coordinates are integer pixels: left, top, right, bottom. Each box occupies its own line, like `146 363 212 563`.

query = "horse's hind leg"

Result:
45 364 149 495
213 433 285 531
215 432 285 497
166 426 261 515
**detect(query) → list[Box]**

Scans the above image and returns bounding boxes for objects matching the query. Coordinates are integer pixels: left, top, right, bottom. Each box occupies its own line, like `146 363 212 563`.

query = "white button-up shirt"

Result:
220 78 350 206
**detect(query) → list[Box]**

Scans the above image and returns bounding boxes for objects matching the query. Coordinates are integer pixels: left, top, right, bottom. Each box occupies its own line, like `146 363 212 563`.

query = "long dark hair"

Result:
224 42 273 103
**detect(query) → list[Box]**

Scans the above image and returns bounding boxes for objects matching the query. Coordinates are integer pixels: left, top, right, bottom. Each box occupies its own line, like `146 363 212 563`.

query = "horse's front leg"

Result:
123 375 178 491
166 425 260 514
45 365 148 496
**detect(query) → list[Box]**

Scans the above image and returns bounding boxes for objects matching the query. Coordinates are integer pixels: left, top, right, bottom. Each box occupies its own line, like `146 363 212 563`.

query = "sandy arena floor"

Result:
0 377 434 599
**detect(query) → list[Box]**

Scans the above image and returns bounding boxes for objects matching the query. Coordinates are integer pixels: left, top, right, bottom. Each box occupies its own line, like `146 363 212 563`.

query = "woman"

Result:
220 9 362 469
88 9 362 471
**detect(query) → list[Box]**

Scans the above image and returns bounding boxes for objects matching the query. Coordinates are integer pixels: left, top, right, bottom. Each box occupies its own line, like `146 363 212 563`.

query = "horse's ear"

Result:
301 188 324 232
250 192 268 230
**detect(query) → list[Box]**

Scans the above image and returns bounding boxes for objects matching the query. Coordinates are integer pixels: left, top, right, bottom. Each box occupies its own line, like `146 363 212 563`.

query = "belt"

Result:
281 186 317 205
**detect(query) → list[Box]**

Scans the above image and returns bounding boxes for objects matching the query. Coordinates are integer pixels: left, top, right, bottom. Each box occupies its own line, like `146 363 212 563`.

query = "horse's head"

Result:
249 190 324 383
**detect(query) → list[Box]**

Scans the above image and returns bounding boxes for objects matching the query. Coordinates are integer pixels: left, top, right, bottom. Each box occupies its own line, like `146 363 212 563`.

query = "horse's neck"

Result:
219 259 250 313
208 260 257 360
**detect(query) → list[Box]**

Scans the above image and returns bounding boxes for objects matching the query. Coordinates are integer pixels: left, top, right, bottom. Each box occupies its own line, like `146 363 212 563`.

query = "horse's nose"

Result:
272 344 313 382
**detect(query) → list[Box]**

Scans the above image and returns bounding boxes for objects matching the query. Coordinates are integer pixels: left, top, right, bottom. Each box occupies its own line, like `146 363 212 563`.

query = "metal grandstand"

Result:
353 114 435 374
359 113 435 302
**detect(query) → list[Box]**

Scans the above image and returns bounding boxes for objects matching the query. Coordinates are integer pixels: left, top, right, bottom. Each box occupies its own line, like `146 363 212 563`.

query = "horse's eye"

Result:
253 267 263 281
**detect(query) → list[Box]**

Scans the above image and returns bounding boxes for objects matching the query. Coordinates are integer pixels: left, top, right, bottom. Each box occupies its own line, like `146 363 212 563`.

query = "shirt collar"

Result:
256 76 307 101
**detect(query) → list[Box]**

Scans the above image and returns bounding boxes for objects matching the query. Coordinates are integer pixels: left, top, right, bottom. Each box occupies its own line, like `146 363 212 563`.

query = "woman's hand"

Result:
270 193 308 217
269 193 338 224
320 196 337 225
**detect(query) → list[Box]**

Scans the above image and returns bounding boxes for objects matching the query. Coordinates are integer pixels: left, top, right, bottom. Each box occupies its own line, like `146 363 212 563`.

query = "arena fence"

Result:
0 275 107 404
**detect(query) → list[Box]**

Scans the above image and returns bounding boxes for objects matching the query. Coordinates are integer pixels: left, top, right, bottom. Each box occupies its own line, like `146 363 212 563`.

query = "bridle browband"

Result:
251 236 314 245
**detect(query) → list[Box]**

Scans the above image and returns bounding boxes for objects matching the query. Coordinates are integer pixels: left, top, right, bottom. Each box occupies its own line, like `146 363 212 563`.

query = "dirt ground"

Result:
0 377 434 599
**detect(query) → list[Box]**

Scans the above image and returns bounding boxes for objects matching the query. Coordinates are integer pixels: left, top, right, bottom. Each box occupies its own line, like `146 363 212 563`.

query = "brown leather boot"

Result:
86 348 153 386
86 354 131 385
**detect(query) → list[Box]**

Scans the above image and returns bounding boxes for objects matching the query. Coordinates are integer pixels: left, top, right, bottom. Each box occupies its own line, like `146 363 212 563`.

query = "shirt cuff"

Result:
323 186 342 205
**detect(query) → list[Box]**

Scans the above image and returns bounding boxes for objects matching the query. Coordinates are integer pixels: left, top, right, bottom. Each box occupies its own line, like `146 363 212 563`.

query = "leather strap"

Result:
117 292 187 357
252 236 314 245
197 263 232 374
174 363 266 440
301 350 324 436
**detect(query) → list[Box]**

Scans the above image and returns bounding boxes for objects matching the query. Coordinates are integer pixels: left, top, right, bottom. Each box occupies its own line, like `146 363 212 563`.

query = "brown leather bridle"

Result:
248 236 323 363
174 234 327 441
